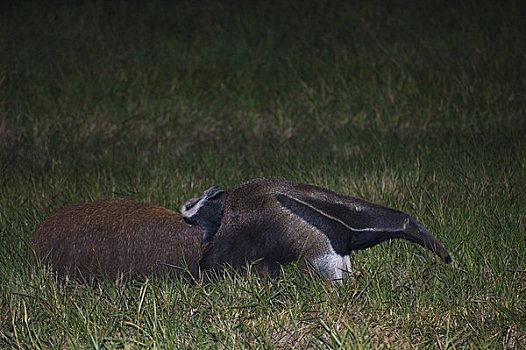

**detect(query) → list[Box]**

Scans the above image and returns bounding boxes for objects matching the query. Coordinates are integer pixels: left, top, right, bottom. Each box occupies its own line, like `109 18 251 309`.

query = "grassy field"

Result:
1 0 525 348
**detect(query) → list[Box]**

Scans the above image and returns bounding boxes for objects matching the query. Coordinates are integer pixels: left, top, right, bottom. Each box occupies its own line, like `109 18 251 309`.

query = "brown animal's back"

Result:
29 199 205 279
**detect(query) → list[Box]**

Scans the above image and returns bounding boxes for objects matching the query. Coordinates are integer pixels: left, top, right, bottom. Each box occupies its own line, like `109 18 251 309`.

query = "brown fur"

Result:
29 199 206 279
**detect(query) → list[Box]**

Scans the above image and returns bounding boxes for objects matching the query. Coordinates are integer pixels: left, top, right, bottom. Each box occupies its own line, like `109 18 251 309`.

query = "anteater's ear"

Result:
181 186 226 242
203 186 225 200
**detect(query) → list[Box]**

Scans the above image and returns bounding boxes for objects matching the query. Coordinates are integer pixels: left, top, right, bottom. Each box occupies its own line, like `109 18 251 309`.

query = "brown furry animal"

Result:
29 199 206 280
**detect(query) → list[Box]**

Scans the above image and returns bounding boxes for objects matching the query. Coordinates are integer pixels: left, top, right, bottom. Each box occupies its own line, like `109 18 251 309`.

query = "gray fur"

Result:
183 177 452 282
180 186 226 242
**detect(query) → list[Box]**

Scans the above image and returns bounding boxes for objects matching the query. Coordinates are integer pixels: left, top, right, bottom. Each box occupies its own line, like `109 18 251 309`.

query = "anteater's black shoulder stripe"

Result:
276 192 415 253
276 193 352 255
290 190 410 233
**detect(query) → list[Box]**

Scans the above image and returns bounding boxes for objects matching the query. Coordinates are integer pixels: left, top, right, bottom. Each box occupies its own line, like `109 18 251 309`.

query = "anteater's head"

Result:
181 186 226 242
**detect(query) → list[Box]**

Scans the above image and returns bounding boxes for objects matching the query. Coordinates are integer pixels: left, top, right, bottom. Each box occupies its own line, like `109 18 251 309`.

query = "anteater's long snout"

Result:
421 232 452 264
405 218 452 264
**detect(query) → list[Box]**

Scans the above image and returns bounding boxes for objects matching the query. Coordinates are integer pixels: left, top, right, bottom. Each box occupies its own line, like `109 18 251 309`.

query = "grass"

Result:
1 0 525 348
